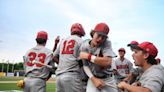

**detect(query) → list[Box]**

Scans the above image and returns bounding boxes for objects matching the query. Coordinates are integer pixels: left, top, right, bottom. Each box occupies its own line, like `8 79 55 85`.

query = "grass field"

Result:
0 77 56 92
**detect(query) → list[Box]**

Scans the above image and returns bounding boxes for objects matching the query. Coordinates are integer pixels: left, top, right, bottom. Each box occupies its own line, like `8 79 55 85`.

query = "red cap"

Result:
127 41 139 46
92 23 110 37
36 31 48 40
156 58 161 64
118 48 126 53
134 42 158 58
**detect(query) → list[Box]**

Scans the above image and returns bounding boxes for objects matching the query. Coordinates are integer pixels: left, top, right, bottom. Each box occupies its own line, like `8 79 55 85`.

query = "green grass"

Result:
46 83 56 92
0 76 24 81
0 83 56 92
0 83 21 91
0 77 56 92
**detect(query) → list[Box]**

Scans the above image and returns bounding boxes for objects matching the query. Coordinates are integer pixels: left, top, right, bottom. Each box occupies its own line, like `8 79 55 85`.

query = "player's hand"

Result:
55 36 60 43
79 52 89 60
131 81 141 86
123 77 129 83
91 76 105 90
117 81 128 90
112 69 118 75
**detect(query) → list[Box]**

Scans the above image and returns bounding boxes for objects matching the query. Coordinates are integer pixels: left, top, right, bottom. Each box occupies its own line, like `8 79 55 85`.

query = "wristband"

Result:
90 55 96 63
88 53 92 61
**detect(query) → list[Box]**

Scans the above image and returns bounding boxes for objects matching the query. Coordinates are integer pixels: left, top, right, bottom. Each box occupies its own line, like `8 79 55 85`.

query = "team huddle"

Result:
19 22 164 92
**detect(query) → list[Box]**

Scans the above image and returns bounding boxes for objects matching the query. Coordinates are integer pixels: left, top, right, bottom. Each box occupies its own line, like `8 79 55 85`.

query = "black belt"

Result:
56 71 79 76
68 71 80 74
27 77 46 81
94 74 112 78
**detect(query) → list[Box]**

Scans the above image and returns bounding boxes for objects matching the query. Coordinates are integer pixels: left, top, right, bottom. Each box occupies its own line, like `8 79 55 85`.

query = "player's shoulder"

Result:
83 39 90 43
100 39 111 46
124 58 131 62
81 39 90 46
151 65 164 72
114 58 120 61
143 65 164 80
68 35 81 39
44 47 53 53
25 47 36 55
34 45 53 54
67 35 83 43
98 39 112 49
104 39 111 45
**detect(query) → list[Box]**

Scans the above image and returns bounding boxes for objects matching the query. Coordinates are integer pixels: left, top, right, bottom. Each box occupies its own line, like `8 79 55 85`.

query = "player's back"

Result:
24 45 53 79
55 35 83 75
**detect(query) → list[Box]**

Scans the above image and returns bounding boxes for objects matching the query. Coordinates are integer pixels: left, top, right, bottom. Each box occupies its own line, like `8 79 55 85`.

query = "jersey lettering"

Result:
26 52 46 67
116 64 128 69
62 40 75 54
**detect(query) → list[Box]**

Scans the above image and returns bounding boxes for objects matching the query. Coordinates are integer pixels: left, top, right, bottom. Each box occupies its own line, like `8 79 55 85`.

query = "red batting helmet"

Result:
36 31 48 40
71 23 85 36
92 23 110 37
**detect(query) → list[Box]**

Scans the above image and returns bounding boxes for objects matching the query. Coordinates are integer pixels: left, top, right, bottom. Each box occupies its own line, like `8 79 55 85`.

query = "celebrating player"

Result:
127 41 143 84
113 48 133 84
53 23 85 92
79 22 118 92
23 31 54 92
127 41 139 51
118 41 164 92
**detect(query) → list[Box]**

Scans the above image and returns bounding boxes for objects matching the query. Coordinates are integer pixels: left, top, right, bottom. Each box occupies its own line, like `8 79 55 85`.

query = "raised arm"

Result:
53 36 60 52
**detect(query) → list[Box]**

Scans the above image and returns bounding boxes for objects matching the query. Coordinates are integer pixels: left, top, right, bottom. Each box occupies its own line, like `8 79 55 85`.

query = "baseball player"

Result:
127 41 143 84
118 41 164 92
53 23 85 92
79 23 118 92
113 48 133 84
23 31 54 92
127 41 139 51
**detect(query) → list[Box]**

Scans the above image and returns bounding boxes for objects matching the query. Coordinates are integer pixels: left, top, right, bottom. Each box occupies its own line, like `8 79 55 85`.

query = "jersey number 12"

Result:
62 40 75 54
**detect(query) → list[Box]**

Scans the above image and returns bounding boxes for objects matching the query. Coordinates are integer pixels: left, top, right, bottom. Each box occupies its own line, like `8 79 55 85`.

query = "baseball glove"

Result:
17 80 25 89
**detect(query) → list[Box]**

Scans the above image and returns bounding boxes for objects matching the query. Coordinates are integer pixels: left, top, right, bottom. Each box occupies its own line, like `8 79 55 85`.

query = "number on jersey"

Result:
62 40 75 54
26 52 46 67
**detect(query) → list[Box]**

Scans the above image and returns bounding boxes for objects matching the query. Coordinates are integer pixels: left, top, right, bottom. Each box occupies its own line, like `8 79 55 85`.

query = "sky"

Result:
0 0 164 66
